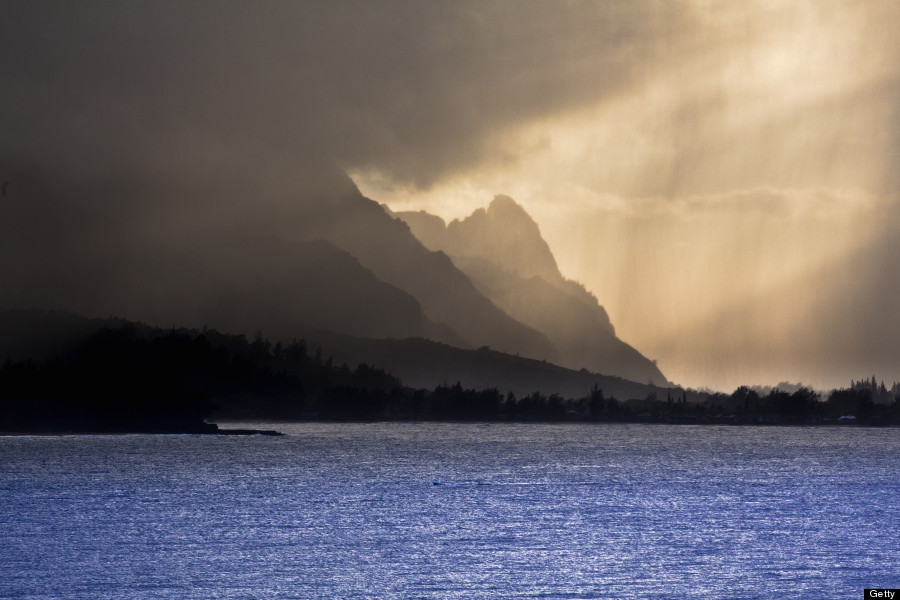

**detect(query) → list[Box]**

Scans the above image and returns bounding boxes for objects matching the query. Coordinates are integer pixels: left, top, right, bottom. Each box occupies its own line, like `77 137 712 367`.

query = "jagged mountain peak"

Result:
487 194 531 219
445 195 561 284
395 196 668 385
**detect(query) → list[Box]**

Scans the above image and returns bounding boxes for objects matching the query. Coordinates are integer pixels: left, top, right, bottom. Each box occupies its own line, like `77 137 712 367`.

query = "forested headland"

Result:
1 313 898 433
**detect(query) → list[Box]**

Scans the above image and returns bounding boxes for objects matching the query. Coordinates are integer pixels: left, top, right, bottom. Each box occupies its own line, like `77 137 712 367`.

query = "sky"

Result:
2 1 899 391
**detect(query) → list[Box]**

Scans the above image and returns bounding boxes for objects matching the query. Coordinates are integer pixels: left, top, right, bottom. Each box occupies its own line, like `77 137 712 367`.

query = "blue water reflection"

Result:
1 423 897 599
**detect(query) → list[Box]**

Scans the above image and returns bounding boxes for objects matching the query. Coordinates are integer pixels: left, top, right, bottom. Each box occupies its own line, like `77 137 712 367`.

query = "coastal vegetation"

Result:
1 315 898 432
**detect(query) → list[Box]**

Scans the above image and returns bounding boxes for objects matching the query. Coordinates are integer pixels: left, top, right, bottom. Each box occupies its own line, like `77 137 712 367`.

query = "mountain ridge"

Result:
0 159 665 393
0 309 678 403
393 196 668 385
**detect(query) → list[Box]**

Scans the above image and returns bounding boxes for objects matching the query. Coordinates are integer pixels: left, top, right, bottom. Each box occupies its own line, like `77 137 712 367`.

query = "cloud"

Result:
0 0 703 185
497 1 900 201
535 184 880 220
3 1 898 196
4 0 900 391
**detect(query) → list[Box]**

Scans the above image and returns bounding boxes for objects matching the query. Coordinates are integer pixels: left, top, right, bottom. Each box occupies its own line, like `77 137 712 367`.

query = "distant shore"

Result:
0 426 283 436
3 419 897 436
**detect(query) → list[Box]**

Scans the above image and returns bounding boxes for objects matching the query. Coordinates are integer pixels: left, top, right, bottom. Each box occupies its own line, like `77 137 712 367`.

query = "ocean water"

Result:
0 423 897 599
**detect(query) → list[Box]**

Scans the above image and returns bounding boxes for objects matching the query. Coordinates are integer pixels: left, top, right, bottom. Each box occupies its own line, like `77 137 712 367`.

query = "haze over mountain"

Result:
0 162 545 348
3 1 899 391
396 197 667 385
0 153 675 393
298 187 555 360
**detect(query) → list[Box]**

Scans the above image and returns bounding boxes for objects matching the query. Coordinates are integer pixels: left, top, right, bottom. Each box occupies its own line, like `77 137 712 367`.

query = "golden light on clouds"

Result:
354 0 900 390
4 0 896 392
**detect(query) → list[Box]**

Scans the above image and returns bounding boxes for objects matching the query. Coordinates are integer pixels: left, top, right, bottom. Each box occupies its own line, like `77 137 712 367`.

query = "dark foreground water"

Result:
1 423 898 599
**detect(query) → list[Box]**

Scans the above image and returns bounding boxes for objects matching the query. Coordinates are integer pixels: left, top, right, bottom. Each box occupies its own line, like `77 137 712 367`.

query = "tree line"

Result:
1 323 898 432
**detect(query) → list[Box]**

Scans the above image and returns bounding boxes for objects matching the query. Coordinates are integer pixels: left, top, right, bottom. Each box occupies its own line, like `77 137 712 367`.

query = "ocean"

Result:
1 423 897 599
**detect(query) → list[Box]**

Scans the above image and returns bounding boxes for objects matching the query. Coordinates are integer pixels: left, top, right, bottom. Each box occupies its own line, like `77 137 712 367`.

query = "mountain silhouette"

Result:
404 195 564 284
0 166 452 345
192 237 465 344
0 159 667 389
300 191 557 360
395 196 668 385
299 327 676 401
0 162 553 364
0 309 677 405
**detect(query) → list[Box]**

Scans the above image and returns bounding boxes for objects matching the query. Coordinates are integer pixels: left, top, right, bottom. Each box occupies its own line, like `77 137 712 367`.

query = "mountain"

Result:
0 161 554 361
0 310 677 405
405 195 564 284
394 196 669 385
0 158 664 392
191 237 466 344
193 162 558 359
0 174 461 346
289 188 557 360
300 328 677 401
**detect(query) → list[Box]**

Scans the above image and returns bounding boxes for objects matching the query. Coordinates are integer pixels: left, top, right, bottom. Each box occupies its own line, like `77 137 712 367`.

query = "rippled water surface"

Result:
1 423 898 599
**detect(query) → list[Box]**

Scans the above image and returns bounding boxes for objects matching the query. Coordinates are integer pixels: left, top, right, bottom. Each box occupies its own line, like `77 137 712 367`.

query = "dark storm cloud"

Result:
0 0 697 187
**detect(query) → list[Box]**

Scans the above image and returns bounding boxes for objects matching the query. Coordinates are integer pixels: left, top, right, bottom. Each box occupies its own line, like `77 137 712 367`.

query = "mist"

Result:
3 1 900 391
356 0 900 391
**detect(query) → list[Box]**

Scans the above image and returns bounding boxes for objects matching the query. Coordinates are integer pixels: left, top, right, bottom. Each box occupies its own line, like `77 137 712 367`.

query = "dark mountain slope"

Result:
0 161 556 362
316 197 556 360
0 310 684 432
454 256 666 384
298 327 676 401
230 166 557 360
395 196 668 385
0 168 457 345
192 237 465 344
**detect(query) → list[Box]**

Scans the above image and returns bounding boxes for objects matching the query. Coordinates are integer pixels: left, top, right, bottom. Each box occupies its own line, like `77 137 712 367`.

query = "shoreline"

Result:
2 419 896 436
0 427 283 437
